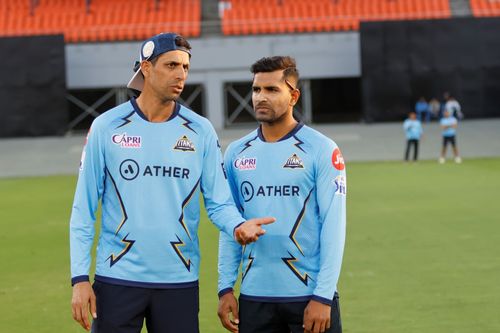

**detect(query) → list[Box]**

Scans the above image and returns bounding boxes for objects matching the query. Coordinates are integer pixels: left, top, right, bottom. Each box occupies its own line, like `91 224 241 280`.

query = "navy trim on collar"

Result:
258 122 304 142
130 97 180 122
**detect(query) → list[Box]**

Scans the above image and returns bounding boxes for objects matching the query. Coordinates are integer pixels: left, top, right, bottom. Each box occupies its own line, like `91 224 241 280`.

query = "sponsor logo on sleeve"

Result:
234 156 257 171
173 135 196 152
334 175 347 196
331 148 345 170
283 153 304 169
112 133 142 148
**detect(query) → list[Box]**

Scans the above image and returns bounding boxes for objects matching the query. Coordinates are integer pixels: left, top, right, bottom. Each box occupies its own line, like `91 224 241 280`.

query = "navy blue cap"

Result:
127 32 191 91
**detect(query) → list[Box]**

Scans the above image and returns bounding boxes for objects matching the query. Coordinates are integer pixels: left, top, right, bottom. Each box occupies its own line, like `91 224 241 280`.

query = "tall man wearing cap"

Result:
69 33 274 332
217 56 346 333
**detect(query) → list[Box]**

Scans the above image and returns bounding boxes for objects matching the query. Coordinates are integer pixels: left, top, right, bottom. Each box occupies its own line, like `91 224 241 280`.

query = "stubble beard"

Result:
256 108 289 126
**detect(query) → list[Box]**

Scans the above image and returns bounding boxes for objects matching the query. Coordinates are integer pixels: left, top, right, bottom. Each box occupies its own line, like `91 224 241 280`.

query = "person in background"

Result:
439 110 462 164
403 111 423 162
444 93 464 120
428 98 440 120
414 97 430 123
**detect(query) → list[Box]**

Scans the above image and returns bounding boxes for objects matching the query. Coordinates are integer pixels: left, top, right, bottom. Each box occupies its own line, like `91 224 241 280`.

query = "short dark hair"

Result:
250 56 299 84
175 35 192 52
150 35 191 67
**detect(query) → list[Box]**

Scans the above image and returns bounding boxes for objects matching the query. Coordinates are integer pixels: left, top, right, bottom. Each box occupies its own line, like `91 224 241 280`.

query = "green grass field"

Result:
1 158 499 332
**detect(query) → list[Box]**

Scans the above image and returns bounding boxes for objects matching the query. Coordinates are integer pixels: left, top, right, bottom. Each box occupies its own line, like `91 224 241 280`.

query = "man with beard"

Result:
218 56 346 333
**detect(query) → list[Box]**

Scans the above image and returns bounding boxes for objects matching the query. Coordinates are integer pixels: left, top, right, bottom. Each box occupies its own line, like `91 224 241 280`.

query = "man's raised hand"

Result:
234 217 275 245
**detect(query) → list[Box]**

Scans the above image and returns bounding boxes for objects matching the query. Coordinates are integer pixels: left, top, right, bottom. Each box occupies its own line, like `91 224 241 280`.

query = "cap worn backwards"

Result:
127 33 191 91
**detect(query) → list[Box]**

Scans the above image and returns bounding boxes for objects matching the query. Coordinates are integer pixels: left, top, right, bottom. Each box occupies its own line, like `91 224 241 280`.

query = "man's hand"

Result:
217 292 239 332
71 281 97 331
303 299 331 333
234 217 275 245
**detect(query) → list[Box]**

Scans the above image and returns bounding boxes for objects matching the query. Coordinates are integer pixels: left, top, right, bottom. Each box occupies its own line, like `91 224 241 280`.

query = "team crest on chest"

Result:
283 153 304 169
173 135 195 152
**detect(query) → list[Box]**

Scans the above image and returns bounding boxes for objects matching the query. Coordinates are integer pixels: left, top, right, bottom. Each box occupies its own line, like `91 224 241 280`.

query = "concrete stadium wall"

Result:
66 32 360 129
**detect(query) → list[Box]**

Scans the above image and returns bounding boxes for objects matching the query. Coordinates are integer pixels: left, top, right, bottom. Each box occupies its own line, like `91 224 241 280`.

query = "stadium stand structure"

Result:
0 0 201 42
220 0 452 35
470 0 500 16
3 0 492 41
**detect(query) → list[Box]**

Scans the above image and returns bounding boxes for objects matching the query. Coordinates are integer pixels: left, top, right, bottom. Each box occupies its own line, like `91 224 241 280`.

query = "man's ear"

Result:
141 61 151 78
290 89 301 106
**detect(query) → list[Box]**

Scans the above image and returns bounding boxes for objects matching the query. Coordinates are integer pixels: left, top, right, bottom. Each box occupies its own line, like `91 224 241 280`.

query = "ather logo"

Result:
119 159 140 180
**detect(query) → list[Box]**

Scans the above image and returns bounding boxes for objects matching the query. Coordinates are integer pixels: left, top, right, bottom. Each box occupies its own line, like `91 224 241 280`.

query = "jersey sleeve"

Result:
201 125 245 238
217 144 244 295
311 141 347 304
69 120 106 285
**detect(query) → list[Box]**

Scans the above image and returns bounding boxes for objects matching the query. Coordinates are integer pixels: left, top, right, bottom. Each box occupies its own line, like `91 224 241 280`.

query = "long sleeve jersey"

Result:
70 98 244 288
218 123 346 305
403 119 423 140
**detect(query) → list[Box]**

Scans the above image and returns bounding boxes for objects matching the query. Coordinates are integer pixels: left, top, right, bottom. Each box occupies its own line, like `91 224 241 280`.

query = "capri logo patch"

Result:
234 157 257 171
112 133 142 148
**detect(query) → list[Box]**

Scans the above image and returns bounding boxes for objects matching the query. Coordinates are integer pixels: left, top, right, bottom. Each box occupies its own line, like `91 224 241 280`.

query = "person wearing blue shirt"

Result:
69 32 274 333
439 110 462 164
415 97 430 123
403 111 423 162
217 56 346 333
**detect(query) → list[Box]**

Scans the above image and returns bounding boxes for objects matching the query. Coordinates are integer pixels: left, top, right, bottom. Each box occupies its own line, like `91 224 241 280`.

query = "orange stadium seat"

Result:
0 0 201 43
470 0 500 17
221 0 452 35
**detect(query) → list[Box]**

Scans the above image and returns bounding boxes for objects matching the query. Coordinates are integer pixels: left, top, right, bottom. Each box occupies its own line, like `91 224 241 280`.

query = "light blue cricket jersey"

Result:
403 119 423 140
440 116 458 137
70 98 244 288
218 123 346 305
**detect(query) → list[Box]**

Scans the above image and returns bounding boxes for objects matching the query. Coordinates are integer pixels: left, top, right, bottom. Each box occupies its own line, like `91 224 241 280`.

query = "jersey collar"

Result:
257 122 304 142
130 97 180 122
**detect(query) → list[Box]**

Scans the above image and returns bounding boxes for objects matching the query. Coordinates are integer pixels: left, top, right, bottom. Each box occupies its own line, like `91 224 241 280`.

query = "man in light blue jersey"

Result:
439 110 462 164
403 111 423 162
217 56 346 333
69 32 274 333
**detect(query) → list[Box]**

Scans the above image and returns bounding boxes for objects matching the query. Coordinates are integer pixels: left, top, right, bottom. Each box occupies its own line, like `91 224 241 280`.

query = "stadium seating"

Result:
469 0 500 17
221 0 451 35
0 0 201 43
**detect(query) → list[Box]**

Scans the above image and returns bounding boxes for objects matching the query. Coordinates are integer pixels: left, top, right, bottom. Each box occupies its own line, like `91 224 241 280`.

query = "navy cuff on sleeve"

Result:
311 295 333 306
218 288 234 298
71 275 90 286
